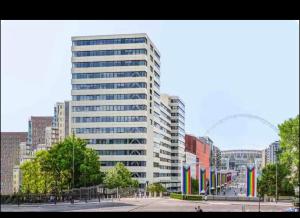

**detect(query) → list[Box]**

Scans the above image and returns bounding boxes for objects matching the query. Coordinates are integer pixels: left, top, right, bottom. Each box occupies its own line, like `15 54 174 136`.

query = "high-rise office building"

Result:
1 132 27 194
70 33 184 190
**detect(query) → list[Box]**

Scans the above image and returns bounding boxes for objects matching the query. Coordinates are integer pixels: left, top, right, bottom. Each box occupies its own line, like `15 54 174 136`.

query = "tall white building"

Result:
70 33 185 190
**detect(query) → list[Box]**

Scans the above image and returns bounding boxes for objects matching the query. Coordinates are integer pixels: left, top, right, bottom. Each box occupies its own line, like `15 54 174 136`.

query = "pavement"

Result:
1 197 293 212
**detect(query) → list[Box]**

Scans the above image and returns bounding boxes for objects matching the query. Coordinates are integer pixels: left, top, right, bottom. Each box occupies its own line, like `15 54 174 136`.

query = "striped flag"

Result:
182 164 191 194
199 168 206 194
246 166 256 197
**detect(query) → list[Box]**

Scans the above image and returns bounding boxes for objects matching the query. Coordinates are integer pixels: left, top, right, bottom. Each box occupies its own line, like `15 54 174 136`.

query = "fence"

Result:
1 185 139 205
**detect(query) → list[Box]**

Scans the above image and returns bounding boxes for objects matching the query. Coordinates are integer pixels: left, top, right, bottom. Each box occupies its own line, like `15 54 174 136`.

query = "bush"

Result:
170 193 203 201
170 193 184 200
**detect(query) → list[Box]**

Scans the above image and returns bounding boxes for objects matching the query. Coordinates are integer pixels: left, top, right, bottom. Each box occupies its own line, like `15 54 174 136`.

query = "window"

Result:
73 37 147 46
72 82 147 90
154 61 160 69
73 60 147 68
154 50 160 60
96 150 146 155
72 71 146 79
150 55 153 62
74 127 147 134
72 93 147 101
72 116 147 123
150 66 153 72
73 49 147 57
150 44 153 51
72 104 147 112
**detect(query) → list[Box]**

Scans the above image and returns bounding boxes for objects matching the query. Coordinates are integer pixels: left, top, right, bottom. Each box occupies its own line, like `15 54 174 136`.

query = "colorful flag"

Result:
199 168 206 193
246 166 256 197
210 168 216 190
182 164 191 194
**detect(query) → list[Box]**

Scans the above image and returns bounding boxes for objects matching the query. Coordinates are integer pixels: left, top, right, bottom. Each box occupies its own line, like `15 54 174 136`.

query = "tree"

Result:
147 183 167 193
103 162 137 189
20 150 54 194
20 135 103 195
191 178 199 194
257 163 294 197
278 115 299 187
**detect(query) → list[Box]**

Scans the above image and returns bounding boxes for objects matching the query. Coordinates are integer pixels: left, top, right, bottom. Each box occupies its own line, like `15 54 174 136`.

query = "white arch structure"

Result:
204 113 279 136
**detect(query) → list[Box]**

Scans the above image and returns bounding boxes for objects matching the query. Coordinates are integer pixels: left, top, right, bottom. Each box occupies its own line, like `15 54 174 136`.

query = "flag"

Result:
182 164 191 194
199 168 206 193
246 166 256 197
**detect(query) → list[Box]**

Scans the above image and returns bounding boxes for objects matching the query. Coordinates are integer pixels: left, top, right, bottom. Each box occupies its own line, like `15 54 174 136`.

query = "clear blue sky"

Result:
1 20 299 150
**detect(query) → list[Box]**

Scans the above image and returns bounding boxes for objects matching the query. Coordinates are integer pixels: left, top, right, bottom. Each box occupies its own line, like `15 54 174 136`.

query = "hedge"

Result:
170 193 203 201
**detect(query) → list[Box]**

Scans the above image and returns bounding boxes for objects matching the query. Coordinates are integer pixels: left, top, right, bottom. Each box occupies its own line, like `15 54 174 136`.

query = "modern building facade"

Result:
27 116 53 150
70 33 184 191
1 132 27 194
266 141 280 164
185 134 210 179
45 126 59 149
221 150 262 172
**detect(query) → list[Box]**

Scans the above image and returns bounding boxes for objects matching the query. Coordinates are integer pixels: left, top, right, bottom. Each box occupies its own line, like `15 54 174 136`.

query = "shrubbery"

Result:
170 193 203 201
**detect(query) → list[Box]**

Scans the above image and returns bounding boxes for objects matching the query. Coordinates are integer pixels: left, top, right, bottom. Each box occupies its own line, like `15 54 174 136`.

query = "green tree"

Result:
103 162 138 189
278 115 299 187
147 183 167 193
191 178 199 194
20 150 54 194
257 163 294 197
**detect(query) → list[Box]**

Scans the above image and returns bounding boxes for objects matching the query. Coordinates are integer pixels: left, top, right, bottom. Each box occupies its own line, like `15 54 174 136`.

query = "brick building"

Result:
1 132 27 194
185 134 210 179
28 116 53 149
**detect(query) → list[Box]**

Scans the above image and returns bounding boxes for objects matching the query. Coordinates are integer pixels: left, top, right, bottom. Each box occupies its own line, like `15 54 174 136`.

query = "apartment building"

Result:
70 33 184 190
27 116 53 150
53 101 70 141
1 132 27 194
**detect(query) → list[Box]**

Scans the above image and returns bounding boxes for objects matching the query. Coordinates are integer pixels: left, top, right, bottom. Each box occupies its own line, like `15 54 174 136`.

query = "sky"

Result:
1 20 299 150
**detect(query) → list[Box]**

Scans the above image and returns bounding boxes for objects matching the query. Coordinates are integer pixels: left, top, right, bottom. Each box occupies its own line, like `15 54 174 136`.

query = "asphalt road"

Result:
1 197 293 212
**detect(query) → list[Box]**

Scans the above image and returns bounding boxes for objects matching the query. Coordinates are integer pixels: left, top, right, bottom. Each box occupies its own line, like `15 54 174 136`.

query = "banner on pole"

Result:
182 164 191 195
199 168 206 194
246 165 256 197
210 168 216 191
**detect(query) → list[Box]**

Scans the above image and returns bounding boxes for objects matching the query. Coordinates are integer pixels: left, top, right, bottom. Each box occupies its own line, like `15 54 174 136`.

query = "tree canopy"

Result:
103 162 139 189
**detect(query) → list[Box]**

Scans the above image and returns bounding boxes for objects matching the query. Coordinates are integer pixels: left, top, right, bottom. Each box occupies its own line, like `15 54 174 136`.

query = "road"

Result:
1 197 293 212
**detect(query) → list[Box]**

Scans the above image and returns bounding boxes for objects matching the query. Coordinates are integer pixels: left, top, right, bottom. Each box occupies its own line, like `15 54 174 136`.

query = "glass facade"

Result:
97 150 146 155
73 37 147 46
72 82 147 90
73 60 147 68
73 49 147 57
72 71 146 79
72 104 147 112
74 127 147 134
72 93 147 101
85 138 146 145
101 161 146 167
72 116 147 123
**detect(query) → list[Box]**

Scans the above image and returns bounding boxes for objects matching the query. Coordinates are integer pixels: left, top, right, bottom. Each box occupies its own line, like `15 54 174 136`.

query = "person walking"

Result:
195 206 203 212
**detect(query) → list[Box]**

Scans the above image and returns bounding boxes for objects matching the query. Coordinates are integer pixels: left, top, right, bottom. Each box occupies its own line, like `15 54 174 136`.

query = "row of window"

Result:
72 82 147 90
101 161 146 167
72 104 147 112
73 60 147 68
170 99 185 107
154 50 160 60
160 103 171 113
73 49 147 57
154 81 160 89
73 37 147 46
72 93 147 101
96 150 146 155
72 71 147 79
74 127 147 134
154 71 160 79
85 138 146 145
72 116 147 123
171 106 185 114
154 61 160 69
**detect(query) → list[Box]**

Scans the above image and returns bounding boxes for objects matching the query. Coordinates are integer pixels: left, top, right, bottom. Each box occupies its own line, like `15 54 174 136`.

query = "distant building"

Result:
221 150 262 171
185 151 197 179
53 101 70 141
185 134 210 179
28 116 53 150
45 126 59 149
210 145 221 170
267 141 280 164
1 132 27 194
